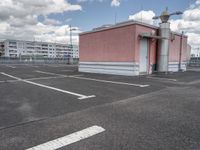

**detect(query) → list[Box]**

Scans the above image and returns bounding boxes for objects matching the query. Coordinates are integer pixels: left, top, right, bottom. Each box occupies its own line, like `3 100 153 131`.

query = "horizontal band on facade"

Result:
79 61 139 76
79 68 139 76
169 61 187 65
79 66 139 71
79 62 139 66
168 62 186 72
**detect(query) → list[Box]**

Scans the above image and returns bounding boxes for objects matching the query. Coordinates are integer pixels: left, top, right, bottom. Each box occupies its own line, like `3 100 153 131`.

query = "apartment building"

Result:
0 39 79 59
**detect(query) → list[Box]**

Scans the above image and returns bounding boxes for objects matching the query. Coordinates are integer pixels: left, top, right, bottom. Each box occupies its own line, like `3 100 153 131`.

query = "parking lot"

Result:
0 64 200 150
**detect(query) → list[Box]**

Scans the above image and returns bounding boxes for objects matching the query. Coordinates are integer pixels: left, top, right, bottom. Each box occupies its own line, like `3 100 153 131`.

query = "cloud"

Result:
186 32 200 47
111 0 121 7
77 0 121 7
0 0 81 44
43 17 62 26
77 0 104 3
170 0 200 50
128 10 155 25
128 1 200 52
183 8 200 21
0 0 82 21
77 0 88 2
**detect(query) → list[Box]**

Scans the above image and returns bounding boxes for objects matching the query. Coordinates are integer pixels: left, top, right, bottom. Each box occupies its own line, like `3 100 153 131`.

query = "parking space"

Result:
0 64 158 129
0 64 200 150
0 66 58 80
148 71 200 83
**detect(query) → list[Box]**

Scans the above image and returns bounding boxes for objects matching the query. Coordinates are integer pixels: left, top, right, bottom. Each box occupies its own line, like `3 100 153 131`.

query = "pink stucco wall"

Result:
169 34 188 62
79 23 188 69
79 25 136 62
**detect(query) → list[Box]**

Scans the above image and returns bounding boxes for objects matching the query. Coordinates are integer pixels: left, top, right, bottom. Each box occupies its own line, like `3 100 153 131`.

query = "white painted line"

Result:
78 95 96 100
26 76 65 81
35 70 63 76
31 65 40 68
0 80 19 83
36 70 84 78
35 70 150 88
0 72 95 100
26 125 105 150
69 74 84 77
71 76 150 88
6 65 16 68
44 64 69 68
61 70 74 72
0 72 21 80
0 76 64 84
147 76 177 82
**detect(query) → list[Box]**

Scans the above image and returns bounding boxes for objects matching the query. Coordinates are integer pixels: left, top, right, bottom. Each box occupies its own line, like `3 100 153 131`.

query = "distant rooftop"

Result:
0 39 78 46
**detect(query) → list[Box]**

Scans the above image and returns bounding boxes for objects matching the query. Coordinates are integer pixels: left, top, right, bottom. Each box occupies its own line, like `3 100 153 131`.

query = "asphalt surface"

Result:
0 64 200 150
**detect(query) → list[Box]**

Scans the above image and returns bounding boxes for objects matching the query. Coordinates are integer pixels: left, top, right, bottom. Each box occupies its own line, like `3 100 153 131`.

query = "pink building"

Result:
79 21 188 76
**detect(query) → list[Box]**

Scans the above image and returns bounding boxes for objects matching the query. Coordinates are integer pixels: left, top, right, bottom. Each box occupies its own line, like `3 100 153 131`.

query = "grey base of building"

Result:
79 62 139 76
79 61 187 76
168 62 187 72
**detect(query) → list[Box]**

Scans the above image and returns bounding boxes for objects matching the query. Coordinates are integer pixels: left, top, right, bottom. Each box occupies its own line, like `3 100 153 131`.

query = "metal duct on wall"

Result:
157 22 170 72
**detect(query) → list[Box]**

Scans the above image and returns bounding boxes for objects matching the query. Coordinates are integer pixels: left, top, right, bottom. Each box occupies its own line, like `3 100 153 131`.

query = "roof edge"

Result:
79 20 188 38
80 20 159 35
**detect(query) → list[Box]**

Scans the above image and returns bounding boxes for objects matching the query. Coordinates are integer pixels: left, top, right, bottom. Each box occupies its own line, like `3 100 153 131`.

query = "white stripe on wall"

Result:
79 61 140 76
79 62 139 65
168 62 187 72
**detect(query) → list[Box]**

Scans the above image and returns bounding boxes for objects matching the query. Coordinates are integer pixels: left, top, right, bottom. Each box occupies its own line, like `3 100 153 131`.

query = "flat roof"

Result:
80 20 158 35
80 20 187 38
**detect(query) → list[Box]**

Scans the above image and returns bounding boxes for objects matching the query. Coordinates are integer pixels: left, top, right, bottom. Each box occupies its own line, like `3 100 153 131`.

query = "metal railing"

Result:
188 57 200 66
0 57 79 64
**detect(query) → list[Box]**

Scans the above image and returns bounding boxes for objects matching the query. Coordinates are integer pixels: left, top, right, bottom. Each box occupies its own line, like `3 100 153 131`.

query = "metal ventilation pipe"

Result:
153 8 182 73
157 22 170 72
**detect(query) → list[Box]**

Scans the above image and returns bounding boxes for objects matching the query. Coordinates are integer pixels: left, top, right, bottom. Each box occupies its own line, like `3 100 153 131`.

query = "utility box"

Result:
79 20 189 76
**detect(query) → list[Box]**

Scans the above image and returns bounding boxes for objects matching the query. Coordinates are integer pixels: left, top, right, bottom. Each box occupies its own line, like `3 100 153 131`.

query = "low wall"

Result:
0 57 79 64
